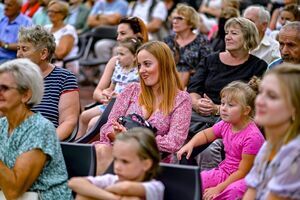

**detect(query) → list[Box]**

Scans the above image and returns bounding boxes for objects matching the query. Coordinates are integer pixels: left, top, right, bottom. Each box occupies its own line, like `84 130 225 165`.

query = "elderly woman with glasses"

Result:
45 0 79 74
164 3 213 87
0 59 72 199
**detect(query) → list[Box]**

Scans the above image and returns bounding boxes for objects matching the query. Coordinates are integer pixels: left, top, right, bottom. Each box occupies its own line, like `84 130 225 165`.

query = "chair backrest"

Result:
158 163 202 200
104 162 202 200
75 98 116 143
60 142 96 179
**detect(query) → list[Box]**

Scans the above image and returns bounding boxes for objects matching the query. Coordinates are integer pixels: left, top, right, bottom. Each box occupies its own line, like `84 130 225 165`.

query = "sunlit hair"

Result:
18 25 56 62
225 17 259 51
48 0 69 19
280 21 300 41
221 7 240 19
118 37 142 55
265 63 300 144
220 77 260 118
137 41 183 115
172 3 200 30
282 4 300 21
222 0 240 10
119 17 149 43
115 128 160 181
0 59 44 108
243 5 271 24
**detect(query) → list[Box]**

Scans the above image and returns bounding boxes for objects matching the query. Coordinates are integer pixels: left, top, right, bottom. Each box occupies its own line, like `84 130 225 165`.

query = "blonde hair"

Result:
137 41 183 115
265 63 300 144
172 3 200 30
225 17 259 51
220 77 260 118
48 0 69 19
115 128 160 181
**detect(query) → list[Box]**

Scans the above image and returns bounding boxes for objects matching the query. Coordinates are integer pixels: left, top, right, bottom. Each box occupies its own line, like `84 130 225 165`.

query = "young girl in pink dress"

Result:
69 128 164 200
177 78 265 200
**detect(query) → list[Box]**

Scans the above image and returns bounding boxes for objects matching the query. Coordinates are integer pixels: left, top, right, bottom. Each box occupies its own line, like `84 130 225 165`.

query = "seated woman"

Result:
0 59 71 199
45 0 79 74
187 17 268 170
164 3 212 87
94 41 192 174
76 37 142 138
243 63 300 199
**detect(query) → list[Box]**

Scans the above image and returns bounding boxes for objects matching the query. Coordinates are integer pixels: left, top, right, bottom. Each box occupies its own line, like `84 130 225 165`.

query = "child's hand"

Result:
176 143 193 160
203 186 223 200
108 120 127 142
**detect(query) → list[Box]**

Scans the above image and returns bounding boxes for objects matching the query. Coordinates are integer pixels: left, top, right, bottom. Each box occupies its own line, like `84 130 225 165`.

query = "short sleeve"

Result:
212 120 226 138
242 131 264 155
142 180 165 200
86 174 118 188
61 69 79 94
151 2 167 21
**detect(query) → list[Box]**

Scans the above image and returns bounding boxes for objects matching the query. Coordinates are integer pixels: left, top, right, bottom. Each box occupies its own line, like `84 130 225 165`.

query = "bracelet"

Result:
214 105 220 116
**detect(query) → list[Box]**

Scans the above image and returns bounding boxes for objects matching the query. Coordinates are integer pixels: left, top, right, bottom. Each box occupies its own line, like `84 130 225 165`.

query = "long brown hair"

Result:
137 41 183 115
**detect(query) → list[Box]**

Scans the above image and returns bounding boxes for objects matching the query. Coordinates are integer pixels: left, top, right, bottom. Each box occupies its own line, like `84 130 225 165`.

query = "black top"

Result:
188 53 268 104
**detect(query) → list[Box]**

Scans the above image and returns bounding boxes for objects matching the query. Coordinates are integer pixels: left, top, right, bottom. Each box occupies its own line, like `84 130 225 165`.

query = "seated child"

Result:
69 127 165 200
177 78 265 200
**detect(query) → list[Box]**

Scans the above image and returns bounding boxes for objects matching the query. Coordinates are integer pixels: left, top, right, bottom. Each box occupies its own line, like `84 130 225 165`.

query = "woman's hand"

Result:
177 143 194 160
203 186 223 200
196 94 218 116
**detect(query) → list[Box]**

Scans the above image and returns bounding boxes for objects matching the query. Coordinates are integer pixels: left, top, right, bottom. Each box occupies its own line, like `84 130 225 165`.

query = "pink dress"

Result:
201 120 265 199
98 83 192 161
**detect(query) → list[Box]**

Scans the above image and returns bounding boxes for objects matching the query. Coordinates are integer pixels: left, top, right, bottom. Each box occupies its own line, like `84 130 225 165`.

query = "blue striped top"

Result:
32 67 79 128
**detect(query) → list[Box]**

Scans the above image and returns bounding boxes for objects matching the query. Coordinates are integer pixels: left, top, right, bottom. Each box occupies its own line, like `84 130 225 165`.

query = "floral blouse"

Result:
98 83 192 156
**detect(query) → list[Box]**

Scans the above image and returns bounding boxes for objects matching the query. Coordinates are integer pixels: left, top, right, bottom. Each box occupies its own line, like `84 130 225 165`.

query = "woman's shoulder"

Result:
175 90 192 104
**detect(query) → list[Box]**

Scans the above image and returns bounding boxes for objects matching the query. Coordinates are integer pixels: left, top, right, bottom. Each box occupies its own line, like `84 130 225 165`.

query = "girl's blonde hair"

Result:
137 41 183 116
220 77 260 118
115 128 160 181
118 37 142 55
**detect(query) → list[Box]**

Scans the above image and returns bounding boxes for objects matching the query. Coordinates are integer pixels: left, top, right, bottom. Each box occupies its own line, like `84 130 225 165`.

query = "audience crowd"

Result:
0 0 299 199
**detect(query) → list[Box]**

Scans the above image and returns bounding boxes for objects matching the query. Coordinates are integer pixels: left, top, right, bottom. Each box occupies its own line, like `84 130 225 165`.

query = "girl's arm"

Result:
68 177 121 200
203 153 256 199
177 127 216 160
105 181 146 198
93 57 117 103
243 188 256 200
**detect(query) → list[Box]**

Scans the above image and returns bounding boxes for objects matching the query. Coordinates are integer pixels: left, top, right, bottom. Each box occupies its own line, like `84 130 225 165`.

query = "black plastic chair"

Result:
75 98 116 143
105 162 202 200
60 142 97 179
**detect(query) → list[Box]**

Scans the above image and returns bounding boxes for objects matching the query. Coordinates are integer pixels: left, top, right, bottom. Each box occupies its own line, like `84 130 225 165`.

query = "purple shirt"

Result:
212 120 265 175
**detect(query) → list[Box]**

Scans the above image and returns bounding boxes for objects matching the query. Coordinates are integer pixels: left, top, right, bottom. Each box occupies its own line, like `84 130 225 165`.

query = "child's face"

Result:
278 11 295 26
116 46 135 69
113 140 151 182
220 96 249 125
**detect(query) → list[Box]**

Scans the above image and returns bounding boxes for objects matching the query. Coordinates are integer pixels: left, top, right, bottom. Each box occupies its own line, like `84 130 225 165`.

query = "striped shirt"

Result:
32 67 78 127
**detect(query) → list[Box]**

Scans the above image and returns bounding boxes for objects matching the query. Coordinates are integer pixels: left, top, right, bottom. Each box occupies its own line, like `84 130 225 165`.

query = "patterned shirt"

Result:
164 33 212 72
31 67 79 127
98 83 192 158
0 113 72 199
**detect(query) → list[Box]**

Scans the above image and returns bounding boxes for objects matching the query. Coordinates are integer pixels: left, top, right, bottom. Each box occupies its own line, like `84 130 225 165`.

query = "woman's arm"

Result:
57 90 80 140
93 57 117 103
266 192 291 200
203 154 256 199
243 188 256 200
55 35 75 60
68 177 121 200
0 150 47 199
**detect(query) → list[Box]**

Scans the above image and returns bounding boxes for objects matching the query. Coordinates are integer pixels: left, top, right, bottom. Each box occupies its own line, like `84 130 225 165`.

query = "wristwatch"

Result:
3 43 9 49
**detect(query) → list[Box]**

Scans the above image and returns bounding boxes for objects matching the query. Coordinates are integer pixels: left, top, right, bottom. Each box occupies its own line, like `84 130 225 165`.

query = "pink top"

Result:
99 83 192 154
212 120 265 175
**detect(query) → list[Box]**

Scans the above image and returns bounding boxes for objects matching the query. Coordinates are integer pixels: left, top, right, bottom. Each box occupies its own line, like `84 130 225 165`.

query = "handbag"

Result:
0 191 39 200
117 113 157 134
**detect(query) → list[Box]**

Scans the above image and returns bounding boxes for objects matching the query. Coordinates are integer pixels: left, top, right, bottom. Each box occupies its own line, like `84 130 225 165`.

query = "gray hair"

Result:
18 25 56 62
225 17 259 51
243 5 270 24
0 59 44 108
281 21 300 40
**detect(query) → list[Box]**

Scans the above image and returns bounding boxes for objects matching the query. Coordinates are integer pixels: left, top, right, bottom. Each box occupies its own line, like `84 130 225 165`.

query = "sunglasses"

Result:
0 84 18 93
172 16 185 21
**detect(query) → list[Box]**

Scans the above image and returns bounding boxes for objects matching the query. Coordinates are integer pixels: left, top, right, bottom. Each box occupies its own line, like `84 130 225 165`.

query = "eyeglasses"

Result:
0 84 18 93
172 16 185 21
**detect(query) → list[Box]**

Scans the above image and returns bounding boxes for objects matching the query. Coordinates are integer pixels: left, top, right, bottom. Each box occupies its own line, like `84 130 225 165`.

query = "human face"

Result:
278 29 300 64
116 46 135 68
0 73 26 114
117 23 135 41
243 9 265 37
113 140 149 182
278 11 295 26
47 4 65 23
4 0 20 19
220 96 246 126
225 25 245 51
255 74 293 129
137 49 160 89
17 42 44 65
171 13 190 33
